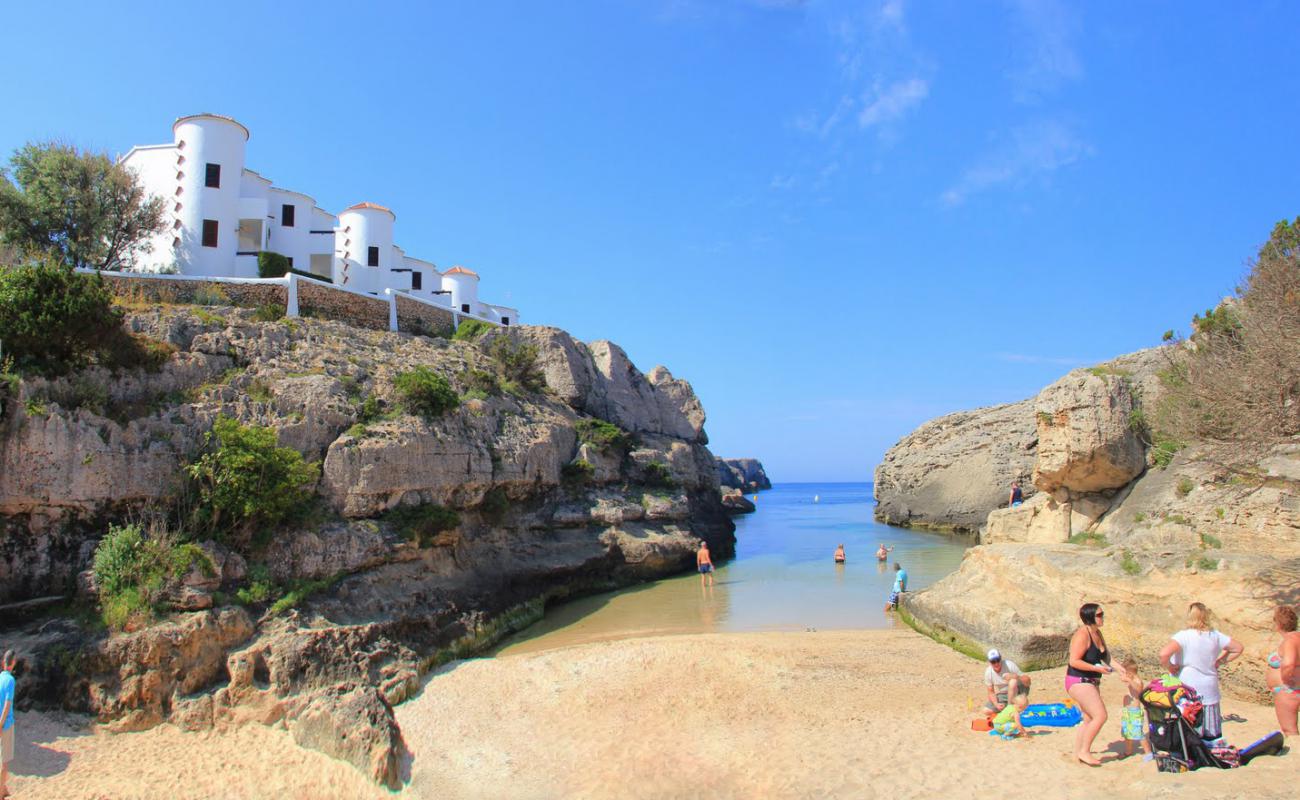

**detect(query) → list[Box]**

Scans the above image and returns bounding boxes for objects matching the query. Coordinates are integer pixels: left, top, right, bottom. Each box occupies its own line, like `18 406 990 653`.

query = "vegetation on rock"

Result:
187 416 319 539
452 318 493 341
1156 217 1300 459
92 523 211 629
393 366 459 419
384 504 461 548
575 418 632 454
487 335 545 395
561 459 595 484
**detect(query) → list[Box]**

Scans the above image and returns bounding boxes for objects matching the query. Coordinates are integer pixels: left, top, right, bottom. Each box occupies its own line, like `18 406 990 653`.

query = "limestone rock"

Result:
262 520 406 582
716 458 771 492
874 399 1038 533
284 683 404 789
1032 370 1145 494
720 489 757 515
981 493 1071 544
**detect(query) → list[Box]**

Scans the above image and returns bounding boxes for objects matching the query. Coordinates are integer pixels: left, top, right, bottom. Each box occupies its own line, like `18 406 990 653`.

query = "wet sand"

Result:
10 629 1295 799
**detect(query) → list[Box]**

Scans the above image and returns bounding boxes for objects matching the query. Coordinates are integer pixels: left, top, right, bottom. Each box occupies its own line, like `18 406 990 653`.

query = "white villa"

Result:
119 113 518 326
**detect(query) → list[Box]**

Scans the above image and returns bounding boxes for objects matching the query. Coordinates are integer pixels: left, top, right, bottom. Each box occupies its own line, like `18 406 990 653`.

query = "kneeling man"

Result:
984 649 1031 712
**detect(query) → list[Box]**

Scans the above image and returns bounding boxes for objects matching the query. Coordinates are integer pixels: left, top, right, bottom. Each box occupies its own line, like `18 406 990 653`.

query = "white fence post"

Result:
385 289 398 332
286 274 299 317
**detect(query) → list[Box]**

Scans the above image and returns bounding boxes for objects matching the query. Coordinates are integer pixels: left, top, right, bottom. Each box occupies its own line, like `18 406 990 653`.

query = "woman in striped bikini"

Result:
1266 605 1300 737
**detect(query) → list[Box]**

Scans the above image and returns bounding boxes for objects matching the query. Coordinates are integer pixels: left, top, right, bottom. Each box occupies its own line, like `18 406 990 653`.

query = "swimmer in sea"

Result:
876 543 892 561
834 544 846 563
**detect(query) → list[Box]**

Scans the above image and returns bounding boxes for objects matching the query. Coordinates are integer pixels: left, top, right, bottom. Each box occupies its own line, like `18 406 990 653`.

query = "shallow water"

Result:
495 482 971 656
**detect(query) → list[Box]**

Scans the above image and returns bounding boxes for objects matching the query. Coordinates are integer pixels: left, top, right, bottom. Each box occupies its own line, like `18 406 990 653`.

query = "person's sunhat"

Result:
987 649 1001 662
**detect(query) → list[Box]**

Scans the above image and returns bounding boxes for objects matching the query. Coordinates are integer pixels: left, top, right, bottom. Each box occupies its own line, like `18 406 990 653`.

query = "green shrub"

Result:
1199 532 1223 549
488 336 544 395
1151 436 1185 469
561 460 595 485
1163 513 1191 526
187 416 319 538
643 462 675 489
393 367 458 419
92 523 211 629
461 368 500 398
256 251 292 279
357 394 382 423
1036 411 1053 427
1068 531 1108 547
452 318 493 341
23 397 47 417
1127 408 1148 435
252 303 285 322
1119 550 1142 576
268 574 340 615
236 563 276 605
1187 555 1220 571
0 260 124 373
246 379 273 402
479 486 509 522
1214 507 1225 520
384 504 461 548
1175 476 1195 497
1133 512 1147 523
575 418 632 453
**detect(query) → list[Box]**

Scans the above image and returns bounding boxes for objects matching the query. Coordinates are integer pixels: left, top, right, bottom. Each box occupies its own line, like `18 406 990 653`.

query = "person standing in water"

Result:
885 562 907 611
834 544 846 564
696 541 714 587
875 543 892 561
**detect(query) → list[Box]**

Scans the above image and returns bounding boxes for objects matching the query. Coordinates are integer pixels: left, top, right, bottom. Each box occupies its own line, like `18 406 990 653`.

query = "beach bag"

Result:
1155 754 1190 774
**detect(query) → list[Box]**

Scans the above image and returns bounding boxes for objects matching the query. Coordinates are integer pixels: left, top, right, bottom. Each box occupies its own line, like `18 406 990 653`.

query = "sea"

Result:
494 482 971 656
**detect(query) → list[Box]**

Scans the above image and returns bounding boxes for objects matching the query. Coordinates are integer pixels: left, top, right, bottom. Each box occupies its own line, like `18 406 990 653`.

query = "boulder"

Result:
981 493 1070 544
1032 370 1145 494
720 489 757 514
284 683 405 789
874 399 1037 532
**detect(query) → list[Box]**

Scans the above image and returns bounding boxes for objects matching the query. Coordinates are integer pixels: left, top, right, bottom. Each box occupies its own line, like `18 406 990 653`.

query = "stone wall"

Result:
298 280 389 331
101 274 287 309
395 294 455 338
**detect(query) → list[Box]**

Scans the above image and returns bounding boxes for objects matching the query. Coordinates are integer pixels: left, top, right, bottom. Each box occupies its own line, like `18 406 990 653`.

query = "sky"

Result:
4 1 1299 482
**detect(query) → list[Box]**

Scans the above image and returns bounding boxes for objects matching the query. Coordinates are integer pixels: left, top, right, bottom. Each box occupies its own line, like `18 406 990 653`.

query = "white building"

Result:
119 113 519 326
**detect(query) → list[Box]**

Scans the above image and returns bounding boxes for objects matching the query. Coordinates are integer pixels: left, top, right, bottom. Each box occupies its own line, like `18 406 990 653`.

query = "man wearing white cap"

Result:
984 648 1031 712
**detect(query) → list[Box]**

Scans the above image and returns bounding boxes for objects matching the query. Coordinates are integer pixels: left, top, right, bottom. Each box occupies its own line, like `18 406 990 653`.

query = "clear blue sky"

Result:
5 1 1298 481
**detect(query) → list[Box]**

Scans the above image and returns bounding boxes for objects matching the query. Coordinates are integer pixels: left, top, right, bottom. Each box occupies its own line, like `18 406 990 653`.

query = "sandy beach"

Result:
9 628 1294 799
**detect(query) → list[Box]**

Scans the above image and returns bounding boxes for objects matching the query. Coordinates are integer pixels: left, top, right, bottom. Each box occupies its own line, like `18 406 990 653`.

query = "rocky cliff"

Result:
890 348 1300 700
716 458 771 492
0 306 734 785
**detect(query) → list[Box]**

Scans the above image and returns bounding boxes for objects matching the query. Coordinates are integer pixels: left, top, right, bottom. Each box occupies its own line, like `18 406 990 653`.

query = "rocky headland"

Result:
884 346 1299 699
716 457 771 493
0 306 734 785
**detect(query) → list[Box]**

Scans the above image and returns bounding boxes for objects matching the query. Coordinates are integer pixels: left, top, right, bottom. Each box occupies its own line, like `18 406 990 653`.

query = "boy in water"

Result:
696 542 714 587
884 562 908 611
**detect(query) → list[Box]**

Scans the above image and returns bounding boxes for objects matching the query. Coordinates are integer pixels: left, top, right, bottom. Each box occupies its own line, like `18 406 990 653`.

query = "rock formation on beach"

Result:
0 308 734 785
716 457 771 492
890 346 1300 698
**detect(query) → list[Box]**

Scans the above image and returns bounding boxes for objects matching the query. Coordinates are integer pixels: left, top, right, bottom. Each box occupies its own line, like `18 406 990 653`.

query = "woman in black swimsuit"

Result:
1066 602 1125 766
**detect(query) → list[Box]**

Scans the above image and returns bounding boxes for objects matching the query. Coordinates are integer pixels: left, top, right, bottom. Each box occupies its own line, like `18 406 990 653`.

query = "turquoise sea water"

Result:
495 482 971 655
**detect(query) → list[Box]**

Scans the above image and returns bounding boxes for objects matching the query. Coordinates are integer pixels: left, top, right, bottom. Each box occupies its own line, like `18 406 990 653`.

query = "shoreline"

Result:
11 628 1293 799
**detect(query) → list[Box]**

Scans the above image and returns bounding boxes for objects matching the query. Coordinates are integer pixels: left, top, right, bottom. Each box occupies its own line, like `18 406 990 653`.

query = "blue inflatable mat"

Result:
1018 703 1082 728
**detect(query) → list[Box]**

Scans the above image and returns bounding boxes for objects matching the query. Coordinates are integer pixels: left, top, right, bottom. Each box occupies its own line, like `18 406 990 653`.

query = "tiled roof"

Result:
343 202 396 219
444 266 479 278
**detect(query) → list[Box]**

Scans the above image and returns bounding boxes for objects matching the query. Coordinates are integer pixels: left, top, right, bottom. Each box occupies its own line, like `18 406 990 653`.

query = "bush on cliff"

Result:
575 418 632 454
384 504 461 548
187 416 320 540
488 335 545 395
1156 218 1300 456
92 523 212 629
452 318 493 341
393 367 459 419
0 260 124 372
561 459 595 485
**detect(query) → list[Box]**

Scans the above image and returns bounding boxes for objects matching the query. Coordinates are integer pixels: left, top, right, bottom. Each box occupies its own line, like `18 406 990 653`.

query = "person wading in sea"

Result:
697 542 714 587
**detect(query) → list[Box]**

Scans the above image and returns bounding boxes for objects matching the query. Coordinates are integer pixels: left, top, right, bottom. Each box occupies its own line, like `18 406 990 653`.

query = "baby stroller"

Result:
1139 680 1235 772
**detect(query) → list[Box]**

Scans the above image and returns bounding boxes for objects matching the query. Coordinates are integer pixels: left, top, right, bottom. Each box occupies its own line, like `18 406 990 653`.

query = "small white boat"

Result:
813 494 820 503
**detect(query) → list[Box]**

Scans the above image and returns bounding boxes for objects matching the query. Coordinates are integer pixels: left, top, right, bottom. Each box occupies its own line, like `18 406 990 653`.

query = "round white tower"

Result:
442 266 480 314
172 114 249 276
336 202 395 294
